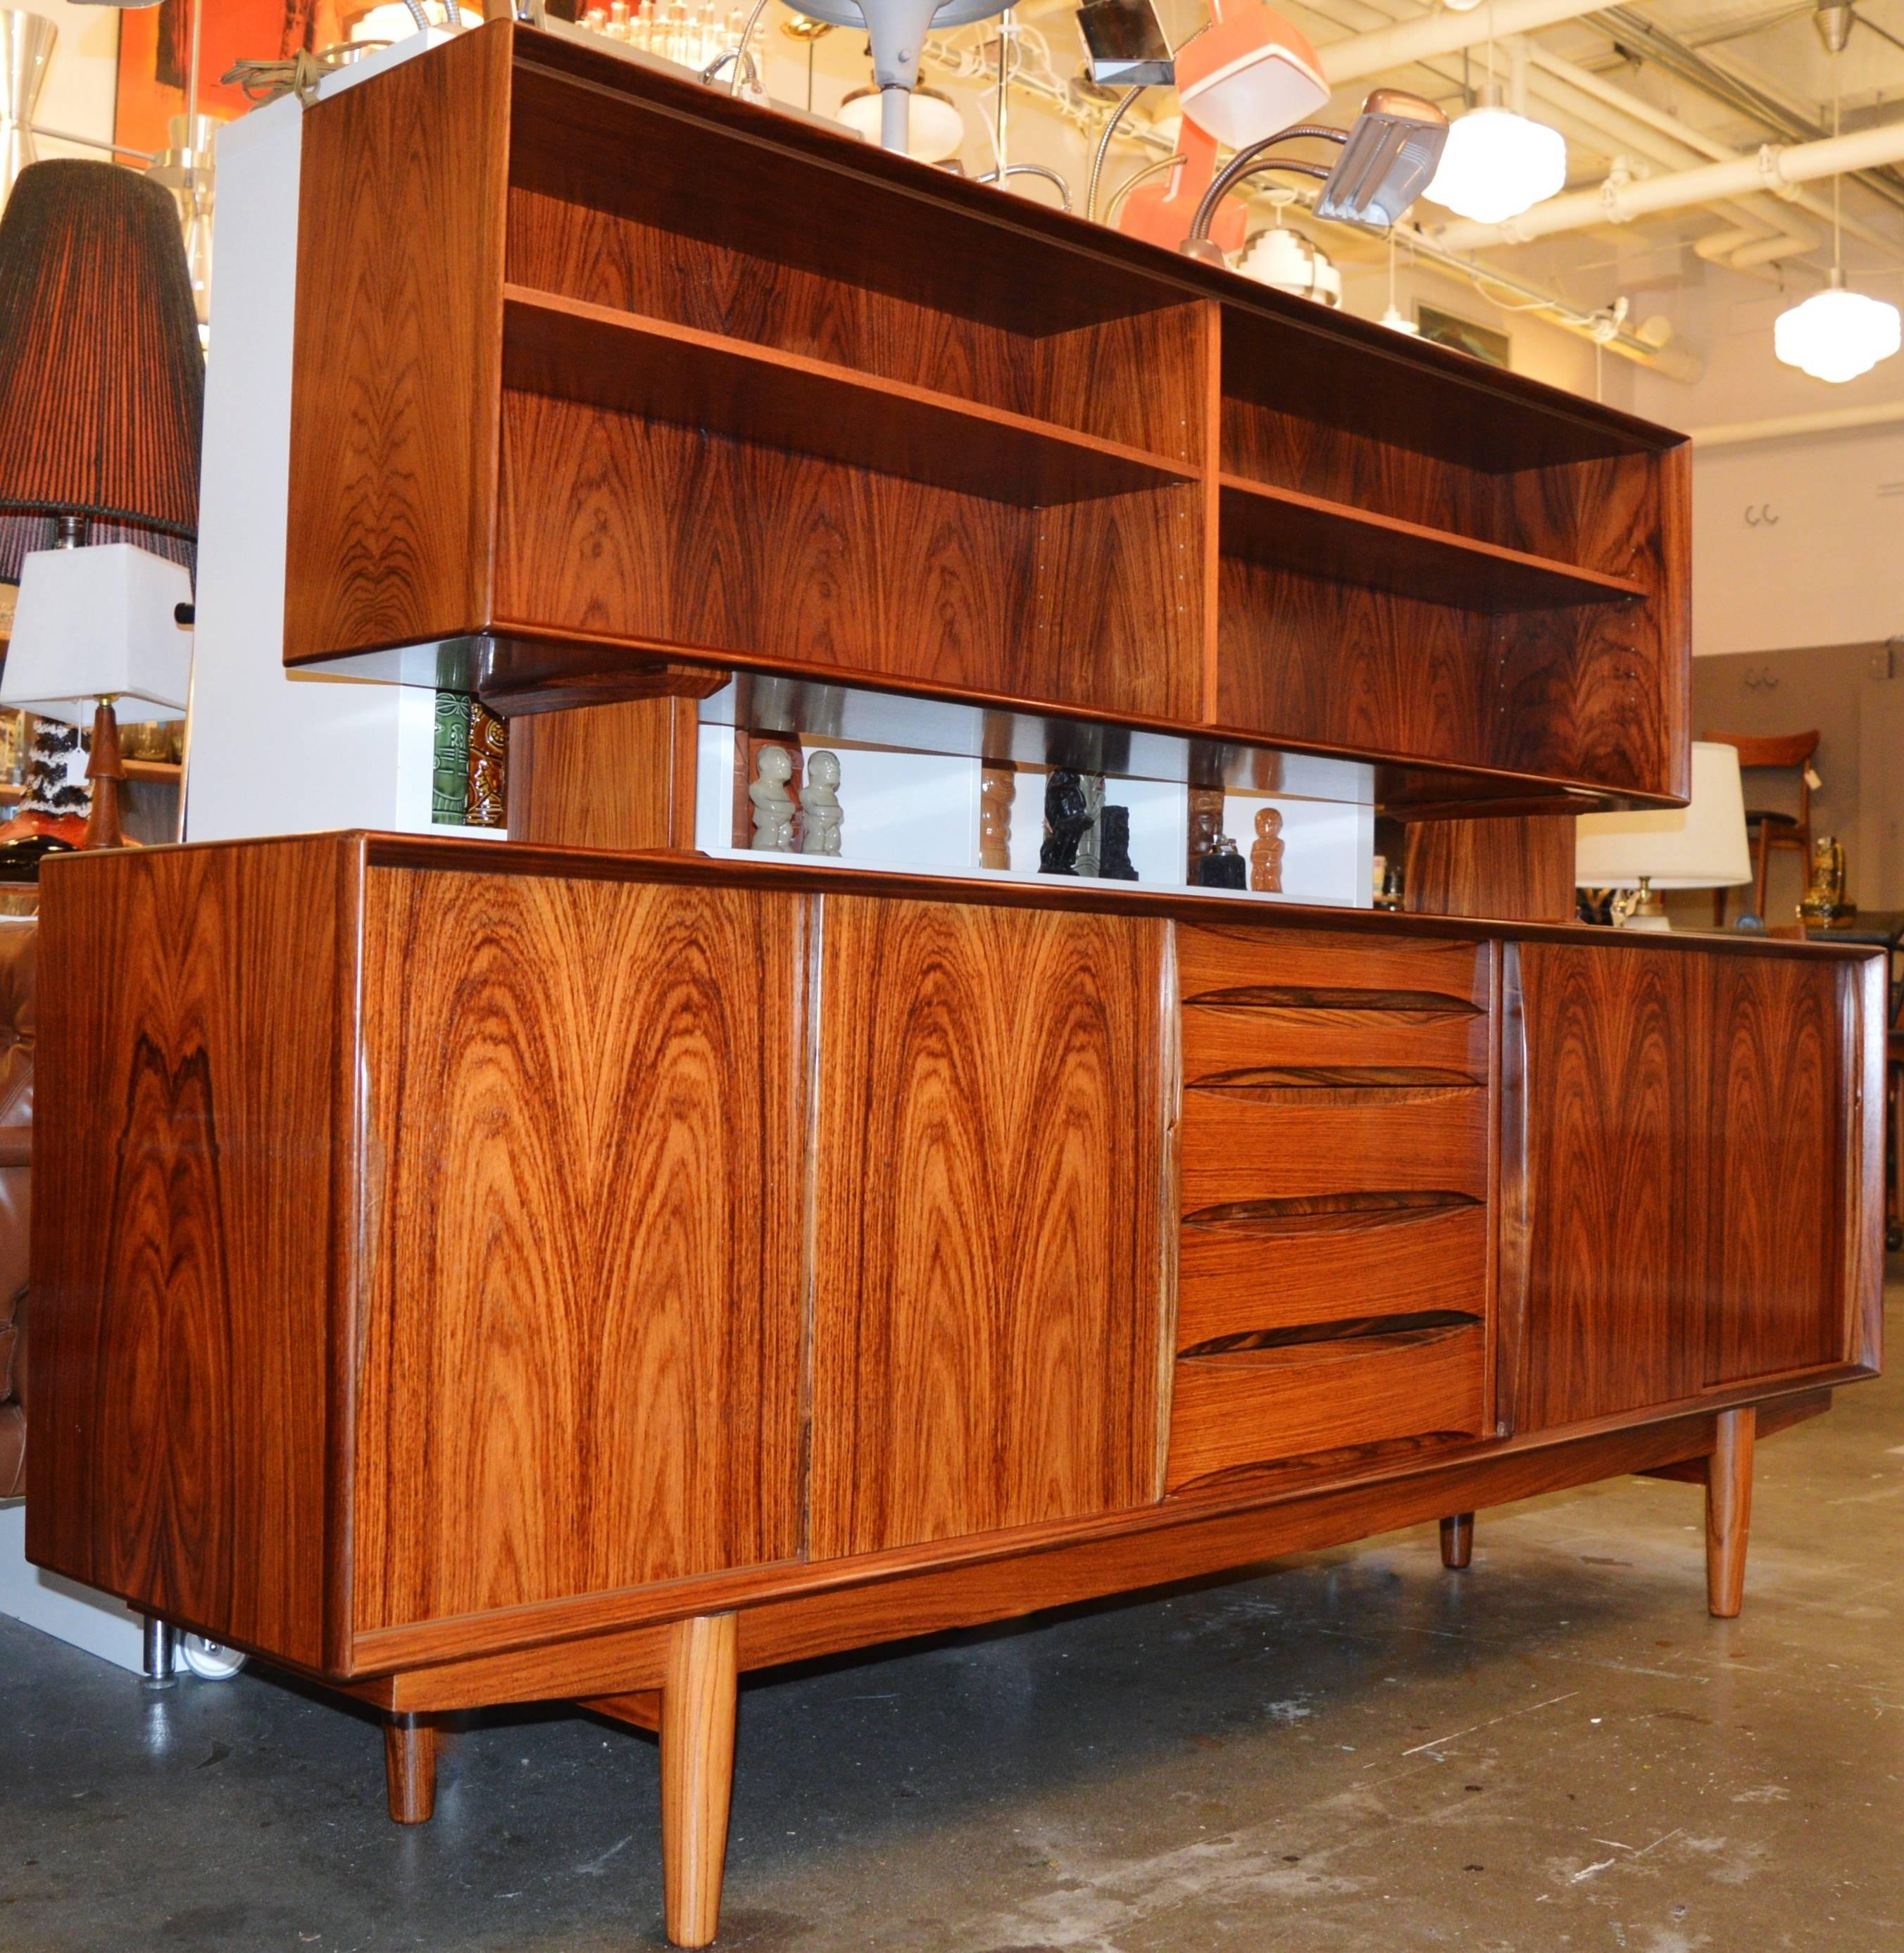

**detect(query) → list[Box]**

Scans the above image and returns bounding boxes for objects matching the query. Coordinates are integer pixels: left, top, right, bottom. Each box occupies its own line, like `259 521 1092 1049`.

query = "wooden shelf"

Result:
501 286 1198 507
123 759 182 783
1217 475 1648 614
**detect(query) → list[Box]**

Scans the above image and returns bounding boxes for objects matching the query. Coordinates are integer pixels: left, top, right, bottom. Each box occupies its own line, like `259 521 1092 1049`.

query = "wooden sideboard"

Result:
28 836 1884 1945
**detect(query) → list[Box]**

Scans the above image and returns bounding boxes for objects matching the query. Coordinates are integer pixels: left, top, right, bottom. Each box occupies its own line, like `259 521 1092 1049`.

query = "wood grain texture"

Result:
358 1409 1736 1709
1180 1089 1489 1210
284 25 511 664
384 1714 438 1824
1167 1326 1488 1489
25 838 355 1670
1217 476 1644 613
810 897 1167 1558
501 286 1196 505
1702 955 1846 1384
352 867 806 1631
1213 555 1496 768
1705 1406 1753 1619
1515 943 1701 1426
508 696 699 850
508 168 1210 463
1405 816 1580 924
661 1614 737 1949
1178 1202 1487 1345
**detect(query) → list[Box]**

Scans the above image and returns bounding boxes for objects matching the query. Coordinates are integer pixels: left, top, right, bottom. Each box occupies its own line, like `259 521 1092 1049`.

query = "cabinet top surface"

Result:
416 20 1684 475
46 831 1880 967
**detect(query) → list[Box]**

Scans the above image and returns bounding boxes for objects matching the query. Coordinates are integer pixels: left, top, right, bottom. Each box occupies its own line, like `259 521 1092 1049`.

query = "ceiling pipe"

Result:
1515 43 1890 258
1591 5 1904 220
1525 43 1898 256
1429 114 1904 250
1691 400 1904 444
1317 0 1612 86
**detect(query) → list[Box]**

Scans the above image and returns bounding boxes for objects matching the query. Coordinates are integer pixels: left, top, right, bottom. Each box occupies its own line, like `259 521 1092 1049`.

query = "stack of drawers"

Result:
1166 924 1496 1490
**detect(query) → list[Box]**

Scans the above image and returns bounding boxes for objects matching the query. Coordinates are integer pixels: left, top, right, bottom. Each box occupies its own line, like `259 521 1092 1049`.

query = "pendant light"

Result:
1774 48 1900 383
1422 23 1565 225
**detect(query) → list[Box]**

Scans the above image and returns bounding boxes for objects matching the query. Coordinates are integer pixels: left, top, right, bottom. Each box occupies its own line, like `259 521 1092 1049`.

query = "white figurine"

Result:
749 744 796 852
801 748 843 856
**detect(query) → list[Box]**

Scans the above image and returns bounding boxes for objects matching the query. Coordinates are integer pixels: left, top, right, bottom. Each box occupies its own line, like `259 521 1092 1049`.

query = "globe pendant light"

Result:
1774 48 1900 384
1775 270 1901 382
1424 103 1566 222
1421 20 1565 226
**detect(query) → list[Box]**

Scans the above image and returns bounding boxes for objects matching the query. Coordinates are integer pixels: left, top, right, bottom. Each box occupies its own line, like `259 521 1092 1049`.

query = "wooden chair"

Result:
1705 730 1819 926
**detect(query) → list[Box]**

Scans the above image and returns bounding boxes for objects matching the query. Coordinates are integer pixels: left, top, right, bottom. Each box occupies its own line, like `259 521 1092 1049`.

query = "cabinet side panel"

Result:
25 839 349 1669
1490 446 1691 799
1517 942 1701 1425
810 899 1166 1558
284 25 511 664
1703 954 1847 1383
353 867 804 1631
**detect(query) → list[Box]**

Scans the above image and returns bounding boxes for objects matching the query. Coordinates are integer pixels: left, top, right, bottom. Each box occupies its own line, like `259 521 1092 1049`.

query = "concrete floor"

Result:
6 1300 1903 1952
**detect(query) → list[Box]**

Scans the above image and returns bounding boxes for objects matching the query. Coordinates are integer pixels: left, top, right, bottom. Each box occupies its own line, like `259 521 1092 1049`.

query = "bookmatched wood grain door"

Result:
353 866 808 1633
1511 941 1858 1431
809 897 1170 1558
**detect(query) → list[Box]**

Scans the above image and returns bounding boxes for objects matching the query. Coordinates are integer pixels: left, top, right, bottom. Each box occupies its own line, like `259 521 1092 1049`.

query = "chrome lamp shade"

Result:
1313 89 1448 229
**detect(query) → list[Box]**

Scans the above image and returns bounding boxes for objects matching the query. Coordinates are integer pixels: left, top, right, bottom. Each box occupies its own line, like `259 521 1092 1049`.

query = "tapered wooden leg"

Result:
384 1713 438 1825
1706 1407 1755 1619
1439 1513 1474 1570
661 1613 739 1949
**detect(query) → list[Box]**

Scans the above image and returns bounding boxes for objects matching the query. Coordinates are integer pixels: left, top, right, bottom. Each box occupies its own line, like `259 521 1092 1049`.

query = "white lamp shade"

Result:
837 87 965 163
1774 283 1902 384
1574 741 1753 891
1 542 194 724
1422 106 1567 225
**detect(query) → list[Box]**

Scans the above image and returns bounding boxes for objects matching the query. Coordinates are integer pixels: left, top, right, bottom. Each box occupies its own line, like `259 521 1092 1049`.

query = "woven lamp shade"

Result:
0 160 203 564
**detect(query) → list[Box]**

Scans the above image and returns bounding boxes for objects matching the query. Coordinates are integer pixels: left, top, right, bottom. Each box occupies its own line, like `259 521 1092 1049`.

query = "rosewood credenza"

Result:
27 833 1884 1945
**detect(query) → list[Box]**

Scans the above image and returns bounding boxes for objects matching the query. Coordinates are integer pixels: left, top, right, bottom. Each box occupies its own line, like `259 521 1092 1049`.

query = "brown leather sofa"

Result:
0 917 33 1500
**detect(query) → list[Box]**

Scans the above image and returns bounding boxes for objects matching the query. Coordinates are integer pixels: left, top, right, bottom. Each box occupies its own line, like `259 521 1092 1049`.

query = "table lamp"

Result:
0 544 192 850
1575 741 1753 929
0 158 203 867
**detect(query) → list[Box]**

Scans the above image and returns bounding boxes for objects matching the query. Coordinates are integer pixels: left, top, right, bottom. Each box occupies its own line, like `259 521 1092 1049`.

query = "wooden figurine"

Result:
800 750 843 856
1039 769 1091 874
749 745 796 852
1098 804 1137 880
979 765 1014 870
1249 807 1284 893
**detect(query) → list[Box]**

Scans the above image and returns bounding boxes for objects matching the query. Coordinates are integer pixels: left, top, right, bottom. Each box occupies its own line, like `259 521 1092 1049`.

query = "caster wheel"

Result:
179 1634 249 1681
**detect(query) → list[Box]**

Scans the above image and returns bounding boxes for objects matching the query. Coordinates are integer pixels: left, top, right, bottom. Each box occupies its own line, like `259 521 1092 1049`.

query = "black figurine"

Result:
1039 768 1092 875
1196 836 1247 889
1098 803 1138 880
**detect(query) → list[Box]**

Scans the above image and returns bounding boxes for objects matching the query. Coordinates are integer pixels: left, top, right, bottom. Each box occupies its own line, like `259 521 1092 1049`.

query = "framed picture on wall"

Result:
1415 303 1511 369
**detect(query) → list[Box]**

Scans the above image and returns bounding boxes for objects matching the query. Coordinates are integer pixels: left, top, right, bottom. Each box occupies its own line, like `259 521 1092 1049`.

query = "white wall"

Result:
1627 264 1904 658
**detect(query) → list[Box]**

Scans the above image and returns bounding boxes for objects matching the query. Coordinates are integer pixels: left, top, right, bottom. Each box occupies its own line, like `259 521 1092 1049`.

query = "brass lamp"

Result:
1574 741 1754 930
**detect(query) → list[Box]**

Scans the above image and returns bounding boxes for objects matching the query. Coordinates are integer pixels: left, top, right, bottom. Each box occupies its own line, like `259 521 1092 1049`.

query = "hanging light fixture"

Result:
1775 270 1900 382
1422 24 1565 225
1774 41 1900 383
